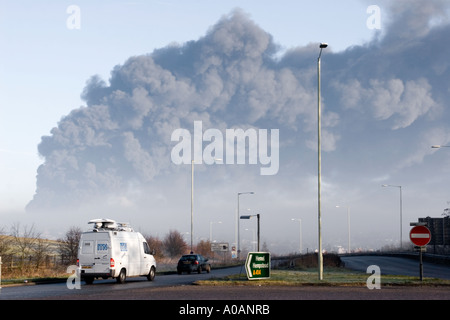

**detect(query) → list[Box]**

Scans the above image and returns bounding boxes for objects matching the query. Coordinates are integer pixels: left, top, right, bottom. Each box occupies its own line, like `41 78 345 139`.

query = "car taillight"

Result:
194 260 199 265
110 258 115 267
76 259 79 267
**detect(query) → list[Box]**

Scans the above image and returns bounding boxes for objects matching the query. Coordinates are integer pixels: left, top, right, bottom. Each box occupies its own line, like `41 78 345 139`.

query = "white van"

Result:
77 219 156 284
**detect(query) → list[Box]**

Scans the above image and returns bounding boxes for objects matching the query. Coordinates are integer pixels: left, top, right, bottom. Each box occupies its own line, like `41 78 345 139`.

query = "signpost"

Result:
211 243 229 264
409 224 431 281
231 246 237 259
410 226 431 247
211 243 229 252
245 252 270 280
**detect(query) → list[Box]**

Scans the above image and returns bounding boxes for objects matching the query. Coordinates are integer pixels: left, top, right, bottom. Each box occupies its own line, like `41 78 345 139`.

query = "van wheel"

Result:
147 266 156 281
84 277 94 285
116 269 126 284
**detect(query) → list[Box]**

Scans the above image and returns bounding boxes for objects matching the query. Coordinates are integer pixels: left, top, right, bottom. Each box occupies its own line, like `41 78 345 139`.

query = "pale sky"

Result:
0 0 372 210
1 0 449 253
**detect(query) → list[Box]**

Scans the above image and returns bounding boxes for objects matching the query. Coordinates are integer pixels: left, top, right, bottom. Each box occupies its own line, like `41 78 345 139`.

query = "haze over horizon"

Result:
1 0 450 254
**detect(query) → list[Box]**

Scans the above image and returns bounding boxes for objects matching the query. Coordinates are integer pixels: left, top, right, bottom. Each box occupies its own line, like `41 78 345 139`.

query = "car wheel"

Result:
206 264 211 273
198 266 202 274
147 266 156 281
116 269 126 284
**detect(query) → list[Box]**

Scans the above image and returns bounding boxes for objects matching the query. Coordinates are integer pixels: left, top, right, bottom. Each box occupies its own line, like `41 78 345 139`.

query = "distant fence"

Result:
0 254 72 270
0 236 76 277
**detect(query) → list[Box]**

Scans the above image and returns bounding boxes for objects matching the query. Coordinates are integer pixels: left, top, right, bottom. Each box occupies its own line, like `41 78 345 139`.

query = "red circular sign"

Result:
409 226 431 246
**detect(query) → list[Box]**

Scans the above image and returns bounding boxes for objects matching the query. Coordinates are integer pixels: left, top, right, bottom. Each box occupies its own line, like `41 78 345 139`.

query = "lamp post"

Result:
237 192 254 259
191 160 194 253
317 42 328 280
240 214 260 252
335 206 351 253
291 218 302 254
382 184 403 249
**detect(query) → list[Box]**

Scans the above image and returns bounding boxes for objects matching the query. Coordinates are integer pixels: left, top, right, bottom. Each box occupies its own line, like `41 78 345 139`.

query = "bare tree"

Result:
195 239 211 257
0 227 12 263
144 234 164 259
163 230 187 258
10 223 40 271
32 237 51 269
58 226 82 264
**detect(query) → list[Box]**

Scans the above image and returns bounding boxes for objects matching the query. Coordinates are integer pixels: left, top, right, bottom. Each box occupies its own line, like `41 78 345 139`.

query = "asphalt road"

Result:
1 257 450 301
341 255 450 280
0 266 244 300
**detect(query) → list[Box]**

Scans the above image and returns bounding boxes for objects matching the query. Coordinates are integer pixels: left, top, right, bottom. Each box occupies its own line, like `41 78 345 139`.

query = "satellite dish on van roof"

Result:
88 218 116 224
88 218 118 230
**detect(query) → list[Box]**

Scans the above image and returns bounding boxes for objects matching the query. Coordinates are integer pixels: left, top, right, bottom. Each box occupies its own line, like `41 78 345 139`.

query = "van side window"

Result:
143 242 151 254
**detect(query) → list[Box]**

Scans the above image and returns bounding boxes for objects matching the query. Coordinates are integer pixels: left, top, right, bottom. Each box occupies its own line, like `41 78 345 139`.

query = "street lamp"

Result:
240 214 260 252
432 145 450 148
335 206 351 253
237 192 254 259
191 160 195 253
291 218 302 254
317 42 328 280
382 184 403 249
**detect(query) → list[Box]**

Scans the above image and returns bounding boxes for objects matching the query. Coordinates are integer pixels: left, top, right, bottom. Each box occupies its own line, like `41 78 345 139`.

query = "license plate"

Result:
82 265 93 269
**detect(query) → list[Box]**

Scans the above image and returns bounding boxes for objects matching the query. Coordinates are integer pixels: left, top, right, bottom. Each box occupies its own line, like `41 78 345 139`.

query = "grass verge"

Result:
194 268 450 287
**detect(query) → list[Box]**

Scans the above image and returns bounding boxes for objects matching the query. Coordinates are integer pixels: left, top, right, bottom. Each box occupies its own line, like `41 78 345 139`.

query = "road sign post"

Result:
410 225 431 247
245 252 270 280
409 225 431 281
211 243 229 252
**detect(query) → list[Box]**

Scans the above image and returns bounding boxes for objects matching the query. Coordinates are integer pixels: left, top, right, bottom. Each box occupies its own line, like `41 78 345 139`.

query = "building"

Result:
417 216 450 254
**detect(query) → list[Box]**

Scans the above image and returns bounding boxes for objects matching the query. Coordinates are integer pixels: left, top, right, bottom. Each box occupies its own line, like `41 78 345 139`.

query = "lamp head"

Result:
320 43 328 49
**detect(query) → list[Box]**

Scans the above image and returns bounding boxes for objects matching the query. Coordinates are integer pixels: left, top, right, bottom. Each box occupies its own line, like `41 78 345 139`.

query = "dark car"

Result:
177 254 211 274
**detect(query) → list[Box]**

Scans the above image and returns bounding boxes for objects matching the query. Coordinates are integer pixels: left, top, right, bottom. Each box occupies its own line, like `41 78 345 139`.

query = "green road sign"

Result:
245 252 270 280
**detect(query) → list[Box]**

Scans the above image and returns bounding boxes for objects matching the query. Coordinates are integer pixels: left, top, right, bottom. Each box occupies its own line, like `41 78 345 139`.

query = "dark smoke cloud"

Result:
27 3 450 212
328 0 449 130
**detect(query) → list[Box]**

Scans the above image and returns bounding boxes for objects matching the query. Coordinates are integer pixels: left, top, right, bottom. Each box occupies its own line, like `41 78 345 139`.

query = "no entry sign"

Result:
409 226 431 247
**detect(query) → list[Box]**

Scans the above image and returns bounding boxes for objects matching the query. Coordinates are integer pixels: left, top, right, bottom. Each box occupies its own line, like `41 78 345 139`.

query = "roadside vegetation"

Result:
196 268 450 287
0 224 224 284
195 253 450 287
1 224 449 287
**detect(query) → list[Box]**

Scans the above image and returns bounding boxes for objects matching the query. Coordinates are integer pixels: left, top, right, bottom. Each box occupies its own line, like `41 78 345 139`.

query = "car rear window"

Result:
180 255 196 261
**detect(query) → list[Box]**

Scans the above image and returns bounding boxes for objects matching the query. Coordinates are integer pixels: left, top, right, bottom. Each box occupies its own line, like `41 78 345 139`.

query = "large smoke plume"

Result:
27 2 450 221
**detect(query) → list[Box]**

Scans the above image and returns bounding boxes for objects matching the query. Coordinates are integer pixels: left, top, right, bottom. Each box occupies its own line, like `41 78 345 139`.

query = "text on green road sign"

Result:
245 252 270 280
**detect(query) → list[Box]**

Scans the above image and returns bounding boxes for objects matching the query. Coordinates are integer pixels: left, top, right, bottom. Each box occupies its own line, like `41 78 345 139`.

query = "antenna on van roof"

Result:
117 222 133 232
88 219 134 232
